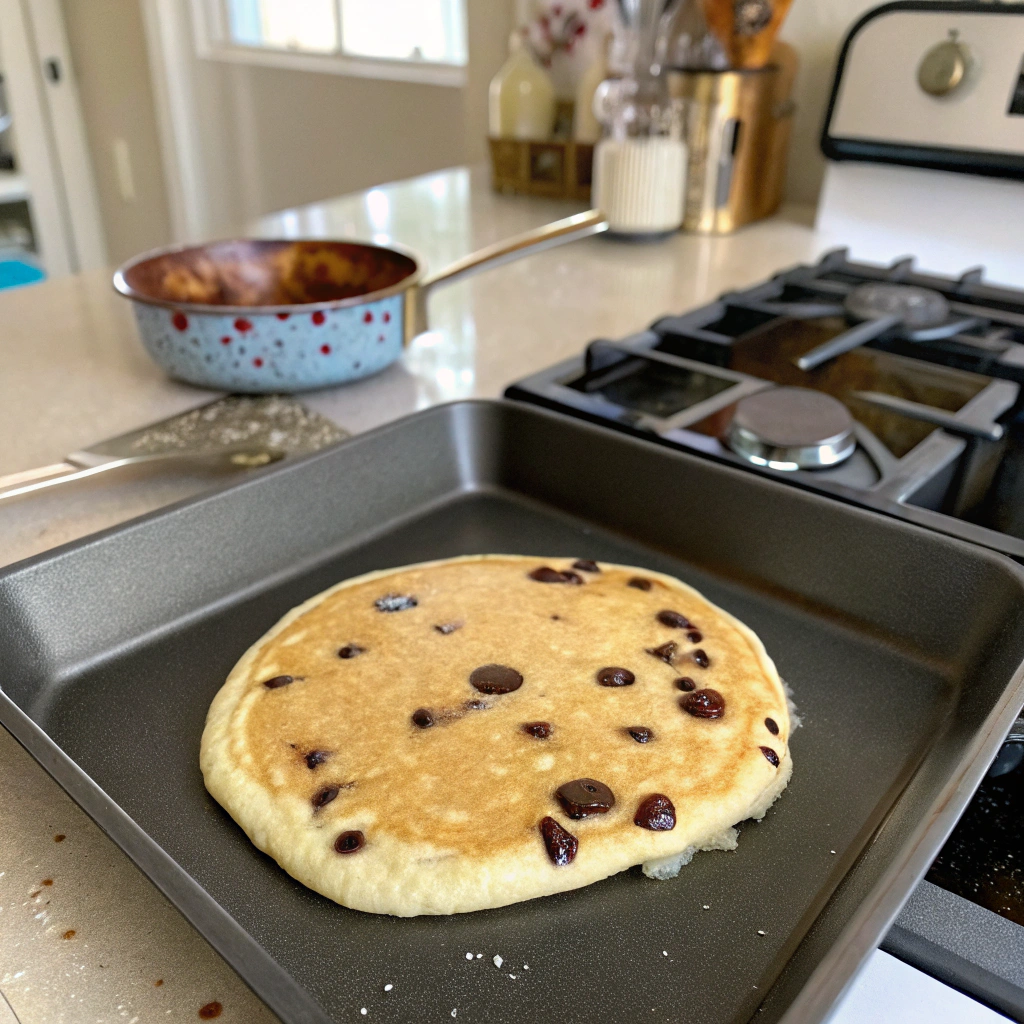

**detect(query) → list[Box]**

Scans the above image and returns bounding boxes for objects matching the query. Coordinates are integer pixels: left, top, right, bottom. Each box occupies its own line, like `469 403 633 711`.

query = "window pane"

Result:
340 0 467 65
226 0 339 53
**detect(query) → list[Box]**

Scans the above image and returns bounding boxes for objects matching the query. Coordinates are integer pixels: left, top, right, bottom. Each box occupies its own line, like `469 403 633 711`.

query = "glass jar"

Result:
592 0 687 236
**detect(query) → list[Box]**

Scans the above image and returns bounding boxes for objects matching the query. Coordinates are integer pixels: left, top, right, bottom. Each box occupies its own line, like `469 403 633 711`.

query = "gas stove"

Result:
508 248 1024 563
507 250 1024 1019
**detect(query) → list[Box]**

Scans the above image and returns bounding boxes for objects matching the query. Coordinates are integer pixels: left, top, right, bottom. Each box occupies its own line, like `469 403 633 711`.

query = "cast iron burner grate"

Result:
506 249 1024 564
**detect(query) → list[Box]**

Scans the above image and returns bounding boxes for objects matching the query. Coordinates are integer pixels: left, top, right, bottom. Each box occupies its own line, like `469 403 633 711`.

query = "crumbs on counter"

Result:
198 1001 223 1019
41 879 53 886
492 955 503 968
155 979 164 987
54 834 66 842
62 930 76 940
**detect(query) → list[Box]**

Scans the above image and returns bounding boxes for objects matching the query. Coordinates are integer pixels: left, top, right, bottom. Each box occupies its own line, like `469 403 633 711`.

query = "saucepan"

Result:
113 210 608 393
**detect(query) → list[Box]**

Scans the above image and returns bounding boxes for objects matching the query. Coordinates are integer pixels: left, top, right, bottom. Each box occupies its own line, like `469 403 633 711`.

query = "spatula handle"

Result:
0 447 281 503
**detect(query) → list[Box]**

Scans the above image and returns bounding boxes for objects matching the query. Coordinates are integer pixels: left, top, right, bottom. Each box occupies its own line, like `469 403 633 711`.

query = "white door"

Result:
0 0 106 275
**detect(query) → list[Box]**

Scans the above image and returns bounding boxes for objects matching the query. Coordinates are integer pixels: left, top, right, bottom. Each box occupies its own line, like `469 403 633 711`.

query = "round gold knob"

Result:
918 32 969 97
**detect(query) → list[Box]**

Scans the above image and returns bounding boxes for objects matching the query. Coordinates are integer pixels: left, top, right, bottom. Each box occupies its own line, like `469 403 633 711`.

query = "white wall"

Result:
778 0 882 205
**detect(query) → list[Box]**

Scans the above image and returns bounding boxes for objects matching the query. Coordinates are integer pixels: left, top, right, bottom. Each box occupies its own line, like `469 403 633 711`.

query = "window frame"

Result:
190 0 468 88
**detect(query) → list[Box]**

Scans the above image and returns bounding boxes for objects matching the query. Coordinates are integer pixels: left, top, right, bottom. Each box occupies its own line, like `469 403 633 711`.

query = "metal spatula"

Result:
0 395 347 503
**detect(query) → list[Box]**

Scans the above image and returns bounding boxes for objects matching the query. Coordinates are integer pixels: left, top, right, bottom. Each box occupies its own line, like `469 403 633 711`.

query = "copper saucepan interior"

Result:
115 238 421 312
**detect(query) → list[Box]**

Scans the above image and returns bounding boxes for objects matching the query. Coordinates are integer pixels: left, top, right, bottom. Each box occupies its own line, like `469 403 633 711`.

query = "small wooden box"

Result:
487 136 594 202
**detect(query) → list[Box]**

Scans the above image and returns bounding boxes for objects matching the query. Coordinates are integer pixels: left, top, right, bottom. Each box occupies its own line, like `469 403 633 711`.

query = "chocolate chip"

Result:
760 746 780 767
338 644 365 659
687 630 703 643
528 567 583 584
674 676 696 691
263 675 294 689
374 593 417 612
646 641 677 664
680 688 726 719
656 610 691 629
470 664 523 694
434 622 462 635
312 785 340 810
628 577 652 591
634 794 676 831
334 830 365 854
523 721 552 739
556 778 616 819
765 717 779 735
572 559 600 573
412 708 434 728
596 666 635 687
627 726 653 743
539 816 578 865
529 566 564 583
305 749 331 769
692 648 710 668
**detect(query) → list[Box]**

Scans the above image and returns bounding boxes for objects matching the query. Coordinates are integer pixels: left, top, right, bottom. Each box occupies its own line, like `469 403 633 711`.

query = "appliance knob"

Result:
917 31 970 97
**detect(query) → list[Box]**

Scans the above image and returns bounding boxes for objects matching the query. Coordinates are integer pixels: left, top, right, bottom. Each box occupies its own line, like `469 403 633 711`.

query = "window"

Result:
196 0 468 86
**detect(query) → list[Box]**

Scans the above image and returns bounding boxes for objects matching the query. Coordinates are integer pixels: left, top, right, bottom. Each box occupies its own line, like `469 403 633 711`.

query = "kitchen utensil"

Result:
0 395 346 502
113 211 608 393
659 0 728 70
700 0 794 69
3 400 1024 1024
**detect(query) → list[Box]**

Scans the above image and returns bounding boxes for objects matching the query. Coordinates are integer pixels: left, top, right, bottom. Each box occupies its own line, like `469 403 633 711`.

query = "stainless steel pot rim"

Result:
112 236 426 316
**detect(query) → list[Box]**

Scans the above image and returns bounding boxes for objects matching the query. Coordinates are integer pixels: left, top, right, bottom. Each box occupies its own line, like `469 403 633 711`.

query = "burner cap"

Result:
844 283 949 329
727 388 856 471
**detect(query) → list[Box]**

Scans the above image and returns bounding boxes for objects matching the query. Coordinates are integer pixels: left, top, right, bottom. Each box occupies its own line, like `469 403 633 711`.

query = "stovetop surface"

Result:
508 249 1024 561
506 248 1024 937
928 755 1024 927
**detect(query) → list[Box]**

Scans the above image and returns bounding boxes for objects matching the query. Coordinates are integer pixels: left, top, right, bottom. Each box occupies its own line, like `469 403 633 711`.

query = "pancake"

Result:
200 555 792 916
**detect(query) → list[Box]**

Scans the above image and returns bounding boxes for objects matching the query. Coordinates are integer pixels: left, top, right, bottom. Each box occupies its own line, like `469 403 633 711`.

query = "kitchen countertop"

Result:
0 166 1007 1024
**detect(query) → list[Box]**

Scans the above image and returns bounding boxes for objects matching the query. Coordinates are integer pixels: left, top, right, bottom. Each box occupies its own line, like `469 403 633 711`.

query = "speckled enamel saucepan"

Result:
113 210 608 393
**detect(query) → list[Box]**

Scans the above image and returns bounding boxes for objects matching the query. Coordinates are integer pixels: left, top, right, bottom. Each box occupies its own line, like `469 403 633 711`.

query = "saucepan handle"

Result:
406 209 609 341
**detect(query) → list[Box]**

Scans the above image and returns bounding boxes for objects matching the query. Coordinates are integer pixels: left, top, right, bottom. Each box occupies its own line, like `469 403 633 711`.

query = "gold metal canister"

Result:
667 47 796 234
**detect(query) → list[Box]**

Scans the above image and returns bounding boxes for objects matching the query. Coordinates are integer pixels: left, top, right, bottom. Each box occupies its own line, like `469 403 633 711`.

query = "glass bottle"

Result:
488 32 556 141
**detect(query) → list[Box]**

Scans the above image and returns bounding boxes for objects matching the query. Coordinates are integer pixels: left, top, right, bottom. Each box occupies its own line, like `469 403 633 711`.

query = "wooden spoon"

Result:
700 0 795 69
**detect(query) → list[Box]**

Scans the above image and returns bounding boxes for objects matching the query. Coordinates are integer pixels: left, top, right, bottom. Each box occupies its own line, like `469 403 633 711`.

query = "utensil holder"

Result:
667 58 796 234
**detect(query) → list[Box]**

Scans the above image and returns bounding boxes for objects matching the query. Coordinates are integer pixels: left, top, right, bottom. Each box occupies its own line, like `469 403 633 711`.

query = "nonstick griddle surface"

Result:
2 400 1024 1024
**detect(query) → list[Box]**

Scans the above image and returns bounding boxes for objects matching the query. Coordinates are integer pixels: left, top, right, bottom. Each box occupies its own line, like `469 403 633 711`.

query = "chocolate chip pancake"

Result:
200 555 792 916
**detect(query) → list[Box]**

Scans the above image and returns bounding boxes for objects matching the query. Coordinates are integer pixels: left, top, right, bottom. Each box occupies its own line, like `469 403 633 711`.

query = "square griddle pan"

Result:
2 399 1024 1024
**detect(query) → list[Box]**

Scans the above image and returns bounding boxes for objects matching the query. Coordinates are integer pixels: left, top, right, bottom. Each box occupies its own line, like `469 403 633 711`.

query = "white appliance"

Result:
815 2 1024 288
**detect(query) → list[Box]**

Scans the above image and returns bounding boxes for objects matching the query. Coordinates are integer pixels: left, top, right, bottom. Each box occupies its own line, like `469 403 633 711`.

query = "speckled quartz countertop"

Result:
0 166 1002 1024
